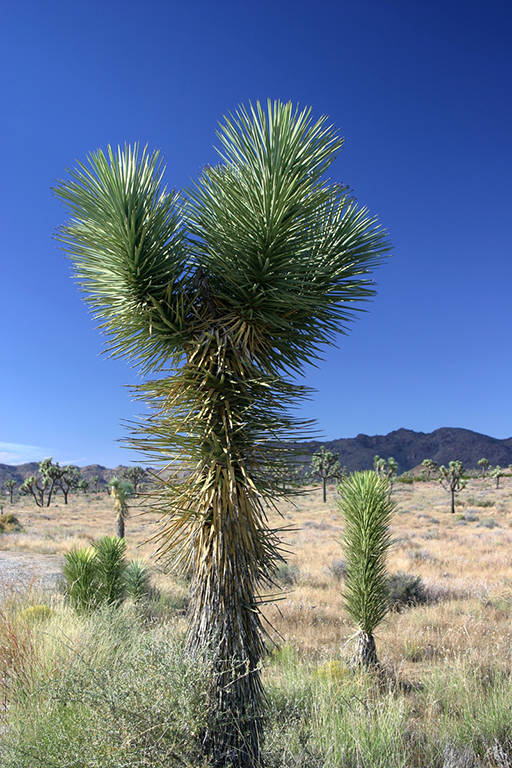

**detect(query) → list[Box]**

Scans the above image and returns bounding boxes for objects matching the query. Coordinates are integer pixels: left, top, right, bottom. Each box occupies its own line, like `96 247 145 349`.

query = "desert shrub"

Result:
466 496 494 508
387 572 427 611
397 474 414 484
0 513 24 533
277 562 301 586
478 517 496 529
327 559 346 581
464 510 480 522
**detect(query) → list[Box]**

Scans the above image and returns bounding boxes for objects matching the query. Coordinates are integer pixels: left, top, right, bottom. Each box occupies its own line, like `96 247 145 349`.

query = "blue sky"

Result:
1 0 510 467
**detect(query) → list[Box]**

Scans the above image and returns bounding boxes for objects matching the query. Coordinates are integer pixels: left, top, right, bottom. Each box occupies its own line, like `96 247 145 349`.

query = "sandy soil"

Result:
0 551 63 595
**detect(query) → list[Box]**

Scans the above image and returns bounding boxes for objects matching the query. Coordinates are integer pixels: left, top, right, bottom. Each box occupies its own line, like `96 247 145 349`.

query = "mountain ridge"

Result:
1 427 511 486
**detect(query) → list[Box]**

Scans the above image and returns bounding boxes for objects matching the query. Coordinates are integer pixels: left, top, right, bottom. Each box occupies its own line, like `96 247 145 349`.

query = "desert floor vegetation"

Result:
1 475 512 766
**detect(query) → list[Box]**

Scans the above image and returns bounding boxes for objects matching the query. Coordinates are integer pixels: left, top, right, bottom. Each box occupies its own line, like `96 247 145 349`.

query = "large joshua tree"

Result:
55 101 390 767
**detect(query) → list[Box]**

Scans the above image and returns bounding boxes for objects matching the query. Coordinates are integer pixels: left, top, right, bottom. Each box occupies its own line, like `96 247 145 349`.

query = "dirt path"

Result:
0 551 63 596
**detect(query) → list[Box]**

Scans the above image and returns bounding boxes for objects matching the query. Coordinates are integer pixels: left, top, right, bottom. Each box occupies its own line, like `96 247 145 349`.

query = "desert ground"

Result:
2 475 512 676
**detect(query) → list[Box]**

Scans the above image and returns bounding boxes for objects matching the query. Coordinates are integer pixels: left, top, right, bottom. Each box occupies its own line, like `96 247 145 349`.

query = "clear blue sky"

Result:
1 0 510 467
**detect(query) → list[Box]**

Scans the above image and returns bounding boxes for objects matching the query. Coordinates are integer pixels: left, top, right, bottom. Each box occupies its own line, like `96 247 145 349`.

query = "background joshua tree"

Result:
108 477 134 538
55 100 390 767
421 458 438 481
491 465 503 489
121 466 146 494
439 460 466 514
4 479 16 503
478 457 489 476
309 446 343 502
92 475 100 493
338 471 395 667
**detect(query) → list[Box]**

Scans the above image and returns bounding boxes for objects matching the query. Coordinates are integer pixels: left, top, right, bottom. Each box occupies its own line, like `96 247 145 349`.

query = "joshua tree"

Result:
491 465 503 489
309 446 342 502
373 455 386 476
478 457 489 476
121 466 146 493
55 100 390 766
108 477 134 538
78 478 90 494
338 471 395 667
421 458 438 481
92 475 100 493
4 479 16 503
439 460 466 514
20 474 49 507
56 465 81 504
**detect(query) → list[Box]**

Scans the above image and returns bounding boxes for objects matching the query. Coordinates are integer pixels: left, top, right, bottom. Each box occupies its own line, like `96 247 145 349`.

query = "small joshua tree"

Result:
491 465 503 489
421 458 438 481
338 471 395 668
92 475 100 493
4 479 16 504
109 477 134 538
439 461 466 514
373 455 386 477
310 447 342 502
20 475 49 507
478 458 489 477
78 478 90 494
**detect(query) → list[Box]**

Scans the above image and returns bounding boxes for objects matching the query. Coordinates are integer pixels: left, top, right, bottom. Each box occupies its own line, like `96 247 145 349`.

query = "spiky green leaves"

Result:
187 100 391 374
338 471 396 636
54 145 191 370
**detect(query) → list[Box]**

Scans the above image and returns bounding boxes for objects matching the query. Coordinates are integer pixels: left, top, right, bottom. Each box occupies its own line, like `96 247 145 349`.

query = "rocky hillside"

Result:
301 427 512 474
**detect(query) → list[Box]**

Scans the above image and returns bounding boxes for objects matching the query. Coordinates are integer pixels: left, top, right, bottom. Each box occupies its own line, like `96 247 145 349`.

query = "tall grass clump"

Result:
1 608 210 768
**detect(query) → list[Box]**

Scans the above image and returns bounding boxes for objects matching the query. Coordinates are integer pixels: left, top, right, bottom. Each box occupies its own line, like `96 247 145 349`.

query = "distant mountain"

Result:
298 427 512 474
1 427 511 488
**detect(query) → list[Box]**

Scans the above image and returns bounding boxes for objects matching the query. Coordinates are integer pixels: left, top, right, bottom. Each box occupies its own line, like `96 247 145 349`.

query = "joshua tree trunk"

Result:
188 478 266 766
352 630 378 668
116 513 125 539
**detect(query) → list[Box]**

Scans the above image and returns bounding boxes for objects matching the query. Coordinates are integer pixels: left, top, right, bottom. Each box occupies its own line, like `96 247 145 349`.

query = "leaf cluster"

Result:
338 471 396 634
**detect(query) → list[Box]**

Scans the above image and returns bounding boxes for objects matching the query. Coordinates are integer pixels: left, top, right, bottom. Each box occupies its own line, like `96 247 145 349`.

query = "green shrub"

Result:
387 571 427 611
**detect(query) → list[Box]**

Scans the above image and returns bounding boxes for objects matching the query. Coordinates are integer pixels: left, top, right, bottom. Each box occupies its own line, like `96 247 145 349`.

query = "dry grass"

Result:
2 477 512 679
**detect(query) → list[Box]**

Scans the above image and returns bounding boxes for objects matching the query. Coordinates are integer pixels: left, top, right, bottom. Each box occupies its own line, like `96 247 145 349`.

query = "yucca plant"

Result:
54 100 390 766
338 471 396 668
93 535 128 606
62 547 99 614
124 559 151 603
